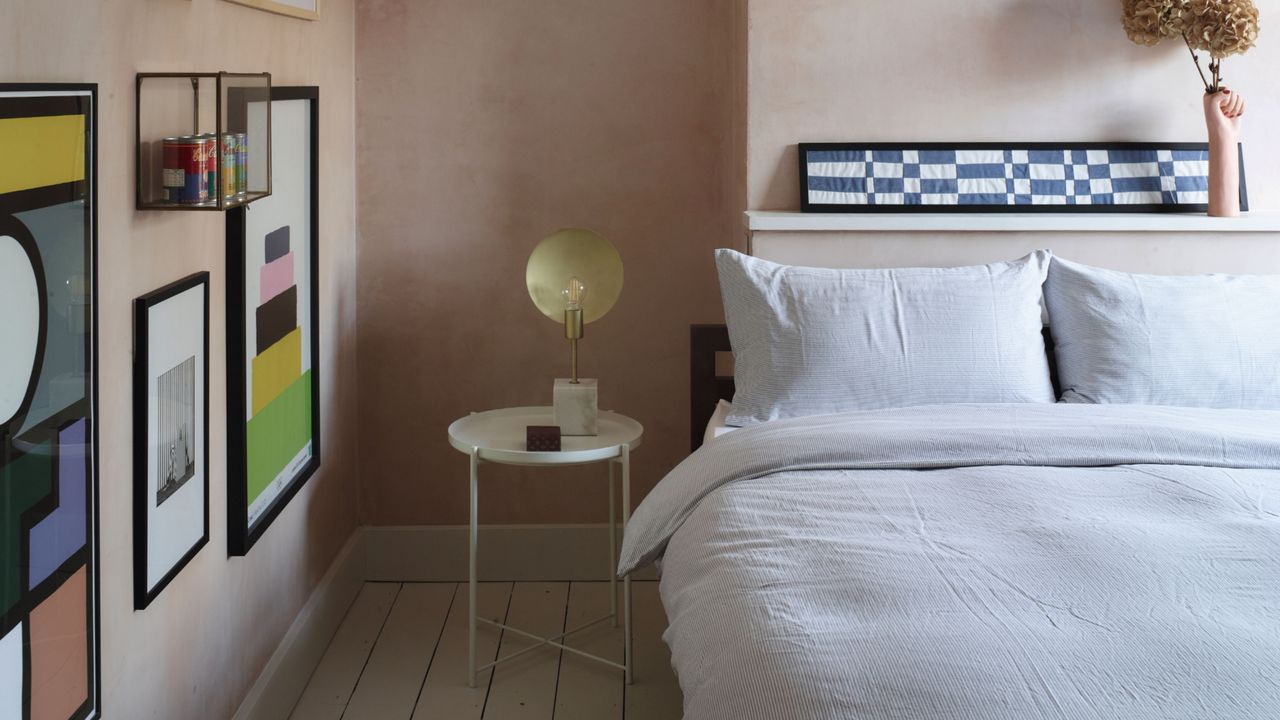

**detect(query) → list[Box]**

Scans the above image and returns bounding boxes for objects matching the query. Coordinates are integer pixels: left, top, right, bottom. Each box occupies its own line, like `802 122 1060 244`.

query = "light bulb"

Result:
562 276 588 311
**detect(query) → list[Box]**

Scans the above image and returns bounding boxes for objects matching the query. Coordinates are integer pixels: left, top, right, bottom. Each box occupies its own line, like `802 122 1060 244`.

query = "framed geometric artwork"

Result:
799 142 1248 213
133 273 209 609
226 86 320 556
223 0 319 21
0 84 100 720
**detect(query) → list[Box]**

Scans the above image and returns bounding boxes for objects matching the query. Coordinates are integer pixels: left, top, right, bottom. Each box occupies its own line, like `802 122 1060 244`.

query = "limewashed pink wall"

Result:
356 0 746 525
747 0 1280 211
745 0 1280 273
0 0 360 717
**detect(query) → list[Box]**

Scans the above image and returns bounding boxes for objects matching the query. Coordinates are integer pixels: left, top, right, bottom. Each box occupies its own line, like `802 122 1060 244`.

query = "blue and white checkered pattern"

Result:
805 148 1210 207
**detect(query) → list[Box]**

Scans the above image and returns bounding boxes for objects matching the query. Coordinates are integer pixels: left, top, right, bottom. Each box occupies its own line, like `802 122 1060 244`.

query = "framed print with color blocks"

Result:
226 86 320 555
0 83 100 720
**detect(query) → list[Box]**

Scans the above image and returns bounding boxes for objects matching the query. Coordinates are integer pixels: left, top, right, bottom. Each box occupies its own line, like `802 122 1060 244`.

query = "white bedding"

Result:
622 404 1280 719
716 249 1055 425
701 399 737 446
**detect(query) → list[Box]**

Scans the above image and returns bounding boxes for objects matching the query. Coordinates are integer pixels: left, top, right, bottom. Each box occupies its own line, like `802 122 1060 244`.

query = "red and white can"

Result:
161 136 210 204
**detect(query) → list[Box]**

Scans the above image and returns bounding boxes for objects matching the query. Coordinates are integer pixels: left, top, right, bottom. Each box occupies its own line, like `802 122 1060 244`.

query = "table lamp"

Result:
526 228 624 436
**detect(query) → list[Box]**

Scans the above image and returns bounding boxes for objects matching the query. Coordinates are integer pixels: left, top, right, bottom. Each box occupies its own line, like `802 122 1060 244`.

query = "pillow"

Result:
716 249 1056 426
702 399 737 447
1044 257 1280 409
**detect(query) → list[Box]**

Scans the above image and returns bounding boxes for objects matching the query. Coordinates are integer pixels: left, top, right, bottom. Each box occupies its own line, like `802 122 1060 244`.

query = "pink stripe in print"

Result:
260 252 295 305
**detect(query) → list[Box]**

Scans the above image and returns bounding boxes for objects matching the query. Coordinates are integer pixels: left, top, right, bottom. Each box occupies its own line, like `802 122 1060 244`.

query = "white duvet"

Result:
619 404 1280 719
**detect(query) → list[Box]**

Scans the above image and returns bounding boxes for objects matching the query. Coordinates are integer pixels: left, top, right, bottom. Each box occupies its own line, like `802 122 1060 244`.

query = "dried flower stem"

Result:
1183 33 1213 92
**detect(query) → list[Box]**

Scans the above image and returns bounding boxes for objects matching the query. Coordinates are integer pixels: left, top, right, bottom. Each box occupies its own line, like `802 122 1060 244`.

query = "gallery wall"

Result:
355 0 746 525
0 1 359 718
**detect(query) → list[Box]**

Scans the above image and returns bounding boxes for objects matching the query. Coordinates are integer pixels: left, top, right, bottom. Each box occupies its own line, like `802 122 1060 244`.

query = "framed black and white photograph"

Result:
226 86 321 556
133 272 209 610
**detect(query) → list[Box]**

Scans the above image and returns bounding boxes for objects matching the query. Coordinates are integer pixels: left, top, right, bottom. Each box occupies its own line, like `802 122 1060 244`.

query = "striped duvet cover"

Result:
619 404 1280 719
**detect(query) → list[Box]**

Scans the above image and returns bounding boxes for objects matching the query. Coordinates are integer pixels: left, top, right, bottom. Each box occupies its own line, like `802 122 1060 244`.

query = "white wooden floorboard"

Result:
284 581 678 719
289 582 401 720
411 582 513 720
342 583 458 719
626 582 683 719
482 582 569 720
553 582 623 719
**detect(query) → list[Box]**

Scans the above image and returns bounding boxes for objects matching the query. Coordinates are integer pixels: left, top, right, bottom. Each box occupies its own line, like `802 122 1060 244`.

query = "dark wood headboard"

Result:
690 324 1061 453
691 325 735 452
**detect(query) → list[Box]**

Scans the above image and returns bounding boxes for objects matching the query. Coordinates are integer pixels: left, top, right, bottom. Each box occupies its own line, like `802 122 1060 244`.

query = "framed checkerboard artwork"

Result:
799 142 1248 213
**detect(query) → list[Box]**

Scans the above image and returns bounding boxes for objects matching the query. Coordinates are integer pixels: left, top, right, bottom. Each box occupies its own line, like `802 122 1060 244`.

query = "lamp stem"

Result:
570 338 579 384
564 307 584 384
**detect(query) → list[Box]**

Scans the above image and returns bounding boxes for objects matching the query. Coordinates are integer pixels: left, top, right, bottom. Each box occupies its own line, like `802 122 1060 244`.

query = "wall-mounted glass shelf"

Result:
136 72 272 211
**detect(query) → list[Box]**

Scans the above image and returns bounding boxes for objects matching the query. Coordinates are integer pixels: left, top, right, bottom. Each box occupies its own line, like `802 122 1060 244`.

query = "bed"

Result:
624 251 1280 719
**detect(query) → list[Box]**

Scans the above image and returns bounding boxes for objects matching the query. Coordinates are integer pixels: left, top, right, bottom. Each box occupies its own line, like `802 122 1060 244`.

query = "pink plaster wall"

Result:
0 1 360 717
355 0 746 525
747 0 1280 211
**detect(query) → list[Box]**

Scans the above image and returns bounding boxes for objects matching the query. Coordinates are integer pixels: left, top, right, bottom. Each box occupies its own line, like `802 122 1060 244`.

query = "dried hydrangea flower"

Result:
1183 0 1260 58
1122 0 1187 45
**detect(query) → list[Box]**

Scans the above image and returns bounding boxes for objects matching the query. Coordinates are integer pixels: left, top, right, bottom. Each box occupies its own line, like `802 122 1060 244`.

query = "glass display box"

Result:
136 72 272 210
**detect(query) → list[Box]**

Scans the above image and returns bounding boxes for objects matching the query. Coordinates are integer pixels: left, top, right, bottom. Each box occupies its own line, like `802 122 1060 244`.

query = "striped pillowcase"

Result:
717 249 1056 426
1045 258 1280 409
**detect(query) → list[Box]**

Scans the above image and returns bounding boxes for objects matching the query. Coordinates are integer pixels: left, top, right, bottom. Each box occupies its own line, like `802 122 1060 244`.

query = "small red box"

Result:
526 425 561 451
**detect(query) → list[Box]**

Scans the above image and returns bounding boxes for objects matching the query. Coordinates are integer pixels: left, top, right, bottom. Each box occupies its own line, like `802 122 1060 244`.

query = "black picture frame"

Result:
0 82 100 720
133 272 210 610
798 141 1248 214
225 85 321 556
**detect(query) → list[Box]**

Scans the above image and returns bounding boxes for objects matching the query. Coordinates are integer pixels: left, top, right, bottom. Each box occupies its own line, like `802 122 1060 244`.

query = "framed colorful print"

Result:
133 273 209 610
223 0 319 21
226 86 320 556
0 84 100 719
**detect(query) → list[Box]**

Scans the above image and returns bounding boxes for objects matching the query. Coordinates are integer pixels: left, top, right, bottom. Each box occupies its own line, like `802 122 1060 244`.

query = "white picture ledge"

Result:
224 0 319 21
745 210 1280 234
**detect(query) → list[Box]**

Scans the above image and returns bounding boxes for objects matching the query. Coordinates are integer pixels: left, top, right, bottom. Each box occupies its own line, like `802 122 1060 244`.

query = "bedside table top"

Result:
448 406 643 466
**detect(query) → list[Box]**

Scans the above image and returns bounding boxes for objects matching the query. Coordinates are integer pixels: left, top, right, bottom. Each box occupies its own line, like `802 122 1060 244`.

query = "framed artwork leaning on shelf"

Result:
798 142 1248 213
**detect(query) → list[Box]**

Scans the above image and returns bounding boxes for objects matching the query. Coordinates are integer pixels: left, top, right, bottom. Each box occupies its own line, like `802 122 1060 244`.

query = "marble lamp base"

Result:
553 378 598 436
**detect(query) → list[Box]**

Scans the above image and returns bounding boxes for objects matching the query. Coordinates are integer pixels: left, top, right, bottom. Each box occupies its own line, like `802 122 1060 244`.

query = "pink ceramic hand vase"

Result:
1203 89 1245 217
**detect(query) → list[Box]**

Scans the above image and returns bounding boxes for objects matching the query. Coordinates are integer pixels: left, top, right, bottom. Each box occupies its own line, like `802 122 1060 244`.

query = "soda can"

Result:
160 136 184 203
235 132 248 196
222 134 239 200
198 134 218 201
161 136 209 204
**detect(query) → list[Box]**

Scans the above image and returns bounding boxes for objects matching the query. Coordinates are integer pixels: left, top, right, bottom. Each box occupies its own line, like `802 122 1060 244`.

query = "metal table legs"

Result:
467 446 633 687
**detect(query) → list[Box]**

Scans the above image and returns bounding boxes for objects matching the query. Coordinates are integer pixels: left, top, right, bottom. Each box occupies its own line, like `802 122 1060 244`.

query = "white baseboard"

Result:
234 523 655 719
364 524 657 581
232 528 367 720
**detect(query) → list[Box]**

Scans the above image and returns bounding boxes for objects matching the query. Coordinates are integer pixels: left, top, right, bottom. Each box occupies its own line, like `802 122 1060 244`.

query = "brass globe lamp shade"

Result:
526 229 624 382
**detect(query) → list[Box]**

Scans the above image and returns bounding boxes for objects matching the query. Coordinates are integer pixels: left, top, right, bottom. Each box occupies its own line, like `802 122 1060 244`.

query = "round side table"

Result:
447 407 643 687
